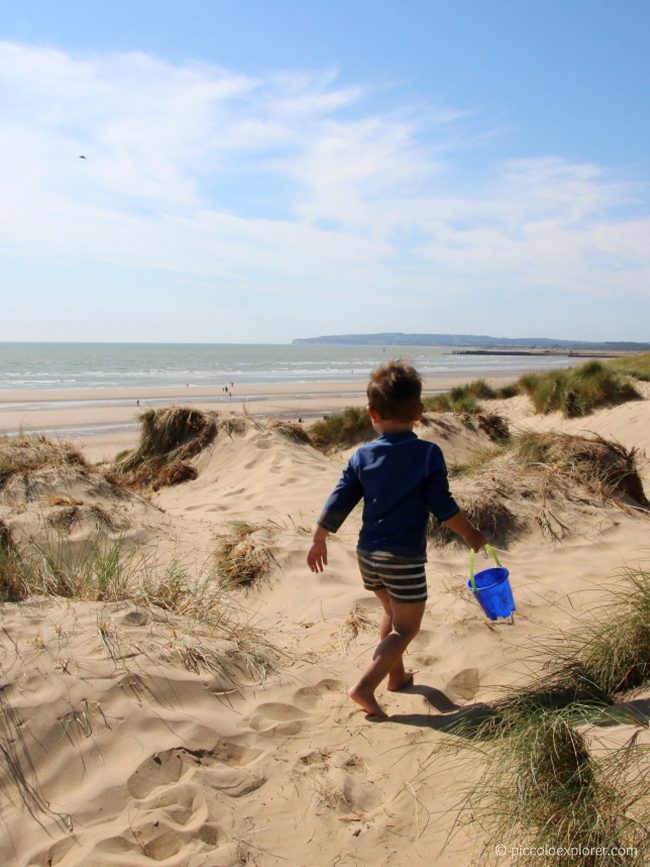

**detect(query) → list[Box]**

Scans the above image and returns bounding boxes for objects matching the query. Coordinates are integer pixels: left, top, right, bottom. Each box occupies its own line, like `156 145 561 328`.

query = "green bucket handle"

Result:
469 544 502 594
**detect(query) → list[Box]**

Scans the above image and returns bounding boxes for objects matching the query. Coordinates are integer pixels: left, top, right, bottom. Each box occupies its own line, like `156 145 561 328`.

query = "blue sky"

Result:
1 0 649 343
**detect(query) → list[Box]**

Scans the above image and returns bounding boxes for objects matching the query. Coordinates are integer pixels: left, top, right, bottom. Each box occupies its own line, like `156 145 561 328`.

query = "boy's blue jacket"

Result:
317 430 459 558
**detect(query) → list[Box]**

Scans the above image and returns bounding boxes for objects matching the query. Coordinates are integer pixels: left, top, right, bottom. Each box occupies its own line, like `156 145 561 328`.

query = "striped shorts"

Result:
356 550 428 604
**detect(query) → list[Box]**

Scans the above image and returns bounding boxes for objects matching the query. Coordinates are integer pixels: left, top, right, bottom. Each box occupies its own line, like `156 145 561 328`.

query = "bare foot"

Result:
387 669 415 692
348 683 386 717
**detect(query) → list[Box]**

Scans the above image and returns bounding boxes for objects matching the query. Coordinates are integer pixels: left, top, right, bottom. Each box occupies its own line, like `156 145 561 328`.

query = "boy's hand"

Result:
467 529 488 553
307 540 328 573
307 525 330 573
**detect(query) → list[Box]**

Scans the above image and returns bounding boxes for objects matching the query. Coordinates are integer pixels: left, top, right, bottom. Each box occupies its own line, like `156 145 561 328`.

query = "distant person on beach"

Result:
307 359 487 717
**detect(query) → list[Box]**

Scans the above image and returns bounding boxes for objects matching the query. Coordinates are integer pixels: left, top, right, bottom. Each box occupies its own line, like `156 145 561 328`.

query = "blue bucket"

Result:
467 545 515 621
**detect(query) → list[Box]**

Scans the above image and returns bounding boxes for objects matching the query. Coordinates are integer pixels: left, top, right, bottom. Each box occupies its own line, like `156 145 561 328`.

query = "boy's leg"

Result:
348 596 426 716
374 589 416 691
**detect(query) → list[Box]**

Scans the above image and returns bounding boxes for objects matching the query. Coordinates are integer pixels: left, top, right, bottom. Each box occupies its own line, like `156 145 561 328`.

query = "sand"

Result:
1 378 650 865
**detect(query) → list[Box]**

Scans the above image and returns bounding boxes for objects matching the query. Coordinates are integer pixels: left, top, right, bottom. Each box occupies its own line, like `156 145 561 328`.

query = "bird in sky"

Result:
79 155 87 159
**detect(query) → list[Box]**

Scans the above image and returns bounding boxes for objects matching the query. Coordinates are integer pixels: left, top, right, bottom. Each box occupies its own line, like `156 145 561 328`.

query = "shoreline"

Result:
0 359 597 463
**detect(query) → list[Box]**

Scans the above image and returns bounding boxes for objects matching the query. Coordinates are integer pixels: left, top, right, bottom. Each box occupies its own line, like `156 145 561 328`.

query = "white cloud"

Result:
0 39 649 342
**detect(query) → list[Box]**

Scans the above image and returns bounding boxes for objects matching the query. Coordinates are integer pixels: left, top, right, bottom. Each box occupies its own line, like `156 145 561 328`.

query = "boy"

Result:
307 360 486 717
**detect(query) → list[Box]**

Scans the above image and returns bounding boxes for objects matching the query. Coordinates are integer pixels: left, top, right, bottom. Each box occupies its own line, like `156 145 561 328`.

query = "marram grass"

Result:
0 535 278 682
455 708 649 866
110 406 218 491
441 567 650 865
0 435 87 488
309 406 374 451
516 361 640 418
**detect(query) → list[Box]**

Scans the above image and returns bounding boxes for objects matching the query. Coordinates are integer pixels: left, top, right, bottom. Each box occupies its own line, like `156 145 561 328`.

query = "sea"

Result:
0 342 574 393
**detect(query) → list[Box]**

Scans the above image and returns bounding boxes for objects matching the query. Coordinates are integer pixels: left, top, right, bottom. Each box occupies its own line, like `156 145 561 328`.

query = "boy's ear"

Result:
368 404 382 423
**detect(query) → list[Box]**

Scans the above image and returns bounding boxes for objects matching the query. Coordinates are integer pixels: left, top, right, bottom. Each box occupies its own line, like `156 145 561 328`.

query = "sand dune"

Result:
1 390 650 866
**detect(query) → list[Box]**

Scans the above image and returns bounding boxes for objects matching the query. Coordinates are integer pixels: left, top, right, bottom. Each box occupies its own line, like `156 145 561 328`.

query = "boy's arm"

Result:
442 511 487 552
307 456 363 573
425 444 487 551
316 458 363 534
307 525 329 573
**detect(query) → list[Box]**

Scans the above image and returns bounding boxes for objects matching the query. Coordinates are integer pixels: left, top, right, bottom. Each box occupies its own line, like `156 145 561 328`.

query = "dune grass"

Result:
0 435 87 488
423 392 483 414
308 381 512 451
476 412 510 443
309 407 375 451
447 444 507 479
430 431 647 550
428 497 522 549
0 520 26 602
517 361 640 418
442 568 650 865
110 407 218 492
514 431 649 508
266 419 311 444
609 351 650 382
423 379 496 414
0 535 277 680
459 707 648 866
305 356 646 447
424 379 520 415
549 568 650 699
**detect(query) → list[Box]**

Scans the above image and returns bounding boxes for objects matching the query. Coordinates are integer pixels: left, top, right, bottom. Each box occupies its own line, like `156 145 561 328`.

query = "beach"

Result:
0 359 596 463
1 361 650 865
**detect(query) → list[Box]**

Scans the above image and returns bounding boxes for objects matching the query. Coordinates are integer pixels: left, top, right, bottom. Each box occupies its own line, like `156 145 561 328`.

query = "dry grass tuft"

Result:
477 413 510 443
214 522 277 589
48 496 83 507
0 435 87 489
338 604 375 652
515 432 649 509
0 520 27 601
433 431 647 548
266 419 311 444
429 497 523 548
313 773 351 812
109 406 218 492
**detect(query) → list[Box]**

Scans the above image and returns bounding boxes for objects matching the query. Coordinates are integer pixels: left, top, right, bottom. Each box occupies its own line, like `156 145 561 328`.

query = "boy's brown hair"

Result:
367 359 423 421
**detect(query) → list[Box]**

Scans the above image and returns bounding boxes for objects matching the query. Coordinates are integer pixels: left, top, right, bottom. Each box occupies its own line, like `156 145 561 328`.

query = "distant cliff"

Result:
292 333 650 351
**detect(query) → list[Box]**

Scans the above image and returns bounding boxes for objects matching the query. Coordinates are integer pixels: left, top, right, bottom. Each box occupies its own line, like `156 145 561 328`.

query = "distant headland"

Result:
292 333 650 354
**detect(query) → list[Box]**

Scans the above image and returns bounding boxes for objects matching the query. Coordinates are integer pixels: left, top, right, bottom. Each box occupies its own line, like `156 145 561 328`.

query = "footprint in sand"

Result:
126 817 218 860
137 781 197 825
445 668 480 701
184 746 266 797
130 745 267 808
128 749 187 799
223 487 245 497
212 739 262 767
119 607 150 627
247 701 309 735
207 765 266 797
293 679 344 710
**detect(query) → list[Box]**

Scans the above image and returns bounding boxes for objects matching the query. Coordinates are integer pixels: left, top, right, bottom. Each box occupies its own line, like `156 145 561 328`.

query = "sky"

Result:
1 0 649 344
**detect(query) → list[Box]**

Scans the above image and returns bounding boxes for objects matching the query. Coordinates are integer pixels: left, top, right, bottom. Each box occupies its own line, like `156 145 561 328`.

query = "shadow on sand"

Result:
368 684 650 739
